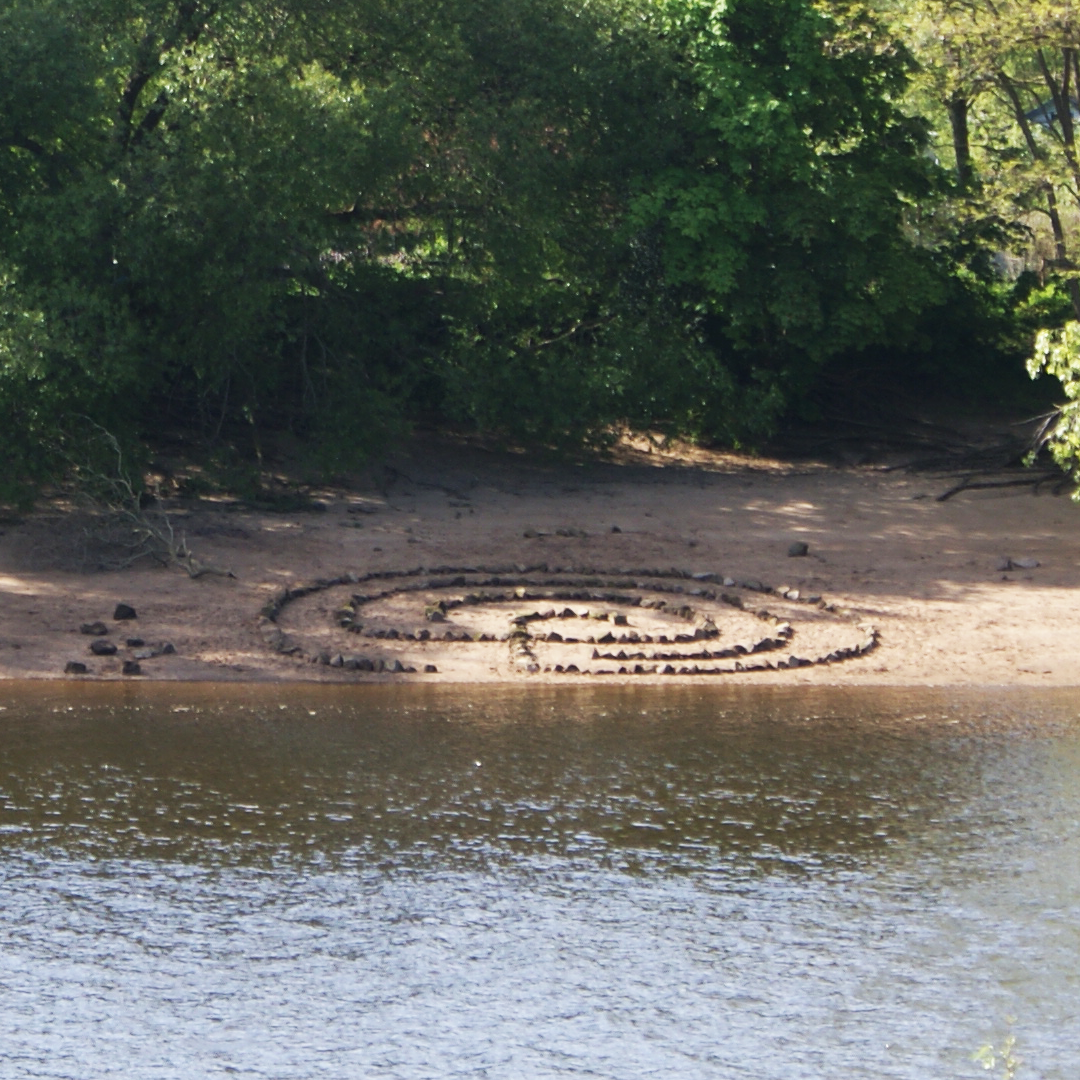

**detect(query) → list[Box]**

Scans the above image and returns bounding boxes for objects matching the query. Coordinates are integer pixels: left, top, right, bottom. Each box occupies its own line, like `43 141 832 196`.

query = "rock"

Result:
390 659 406 673
113 603 137 620
121 660 142 676
723 577 736 587
424 664 438 673
316 651 332 665
788 541 809 557
342 656 360 670
329 654 344 668
523 529 539 539
125 638 145 648
356 658 375 672
691 571 716 581
160 643 176 655
133 648 155 661
64 661 89 675
994 556 1012 572
612 613 628 626
610 525 621 533
1012 557 1040 570
90 640 117 656
80 622 108 636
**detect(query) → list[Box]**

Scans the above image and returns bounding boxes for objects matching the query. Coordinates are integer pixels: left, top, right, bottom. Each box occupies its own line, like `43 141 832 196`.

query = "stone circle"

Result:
258 565 878 678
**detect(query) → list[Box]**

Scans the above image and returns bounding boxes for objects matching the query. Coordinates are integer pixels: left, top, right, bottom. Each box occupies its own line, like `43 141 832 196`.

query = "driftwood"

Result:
935 472 1066 502
71 425 235 578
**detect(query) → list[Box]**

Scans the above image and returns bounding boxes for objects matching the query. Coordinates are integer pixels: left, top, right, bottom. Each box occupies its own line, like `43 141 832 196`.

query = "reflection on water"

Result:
0 684 1078 1078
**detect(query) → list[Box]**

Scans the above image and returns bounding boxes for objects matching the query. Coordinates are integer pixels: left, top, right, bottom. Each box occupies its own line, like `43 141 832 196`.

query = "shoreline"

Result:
3 433 1079 687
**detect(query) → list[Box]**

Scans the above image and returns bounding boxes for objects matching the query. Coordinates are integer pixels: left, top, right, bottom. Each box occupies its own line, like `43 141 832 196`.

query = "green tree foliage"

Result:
887 1 1080 472
0 0 969 502
629 0 948 437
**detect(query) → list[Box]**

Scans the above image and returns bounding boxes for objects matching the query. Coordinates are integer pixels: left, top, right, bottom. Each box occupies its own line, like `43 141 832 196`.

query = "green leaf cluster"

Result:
0 0 993 501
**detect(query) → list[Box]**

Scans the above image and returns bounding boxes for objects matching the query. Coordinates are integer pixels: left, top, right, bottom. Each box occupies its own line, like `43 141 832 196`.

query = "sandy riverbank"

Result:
2 432 1078 685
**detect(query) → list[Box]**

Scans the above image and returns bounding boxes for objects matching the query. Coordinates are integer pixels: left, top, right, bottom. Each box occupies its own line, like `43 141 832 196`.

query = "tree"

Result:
628 0 946 441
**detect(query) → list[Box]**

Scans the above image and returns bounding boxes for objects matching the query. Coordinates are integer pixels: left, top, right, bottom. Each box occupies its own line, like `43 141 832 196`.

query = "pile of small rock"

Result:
64 604 175 677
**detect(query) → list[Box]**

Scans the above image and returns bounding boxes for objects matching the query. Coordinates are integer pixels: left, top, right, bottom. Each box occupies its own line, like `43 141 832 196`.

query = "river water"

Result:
0 683 1077 1078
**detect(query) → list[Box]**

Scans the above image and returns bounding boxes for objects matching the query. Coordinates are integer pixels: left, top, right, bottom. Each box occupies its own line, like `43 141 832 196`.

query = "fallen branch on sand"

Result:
69 425 235 579
935 472 1066 502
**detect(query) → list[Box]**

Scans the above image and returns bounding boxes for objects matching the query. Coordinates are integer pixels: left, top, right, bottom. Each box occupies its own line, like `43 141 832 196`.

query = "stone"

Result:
612 613 628 626
113 603 137 620
723 577 736 587
424 664 438 673
316 650 331 665
356 658 375 672
389 660 406 673
64 661 89 675
122 660 142 675
90 640 117 656
160 643 176 655
125 638 145 648
133 648 155 661
610 525 621 533
994 556 1012 572
329 654 344 668
1012 557 1040 570
80 622 108 636
788 541 809 557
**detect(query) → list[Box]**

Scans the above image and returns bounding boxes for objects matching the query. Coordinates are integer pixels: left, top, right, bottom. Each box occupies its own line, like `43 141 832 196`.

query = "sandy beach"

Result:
2 431 1078 686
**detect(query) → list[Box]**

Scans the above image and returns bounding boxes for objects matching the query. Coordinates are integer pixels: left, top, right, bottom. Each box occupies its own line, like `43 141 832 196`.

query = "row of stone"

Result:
309 653 439 673
590 634 793 663
260 562 830 623
549 630 878 676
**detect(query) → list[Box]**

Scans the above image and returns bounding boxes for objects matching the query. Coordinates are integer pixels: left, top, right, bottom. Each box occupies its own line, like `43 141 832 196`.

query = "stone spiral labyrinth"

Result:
259 565 879 679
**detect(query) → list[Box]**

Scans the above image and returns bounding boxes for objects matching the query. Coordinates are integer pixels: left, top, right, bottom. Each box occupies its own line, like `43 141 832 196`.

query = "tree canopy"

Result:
0 0 1070 503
